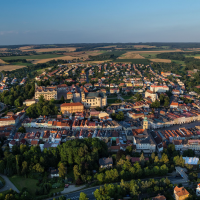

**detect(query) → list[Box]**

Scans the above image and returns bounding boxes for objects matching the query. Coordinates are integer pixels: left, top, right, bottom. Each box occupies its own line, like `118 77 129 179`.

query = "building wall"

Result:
61 105 84 114
35 91 57 100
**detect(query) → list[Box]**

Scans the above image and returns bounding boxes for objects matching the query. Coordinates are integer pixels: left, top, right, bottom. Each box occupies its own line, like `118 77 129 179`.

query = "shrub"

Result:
52 183 61 188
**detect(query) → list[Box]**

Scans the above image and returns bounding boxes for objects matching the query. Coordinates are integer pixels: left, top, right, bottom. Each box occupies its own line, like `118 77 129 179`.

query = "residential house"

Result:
99 157 113 168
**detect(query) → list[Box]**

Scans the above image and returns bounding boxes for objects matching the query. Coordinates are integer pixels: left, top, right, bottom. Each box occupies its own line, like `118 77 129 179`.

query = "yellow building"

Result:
60 102 84 114
126 83 133 87
67 92 73 99
174 186 189 200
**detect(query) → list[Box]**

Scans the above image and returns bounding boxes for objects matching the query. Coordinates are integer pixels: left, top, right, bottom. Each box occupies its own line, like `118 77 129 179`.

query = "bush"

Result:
52 183 61 188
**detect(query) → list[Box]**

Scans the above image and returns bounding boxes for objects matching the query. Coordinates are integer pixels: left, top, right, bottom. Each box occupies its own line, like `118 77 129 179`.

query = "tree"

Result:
116 150 125 162
33 163 44 173
79 192 88 200
160 153 169 164
73 165 80 180
17 126 26 133
154 156 159 163
39 95 45 103
58 163 66 178
21 161 28 176
60 95 65 103
97 173 104 183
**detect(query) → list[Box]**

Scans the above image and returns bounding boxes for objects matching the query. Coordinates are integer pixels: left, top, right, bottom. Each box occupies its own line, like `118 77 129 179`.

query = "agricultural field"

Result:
21 47 77 52
0 59 6 64
133 45 156 48
150 59 171 63
0 65 27 71
0 48 8 52
0 54 64 61
118 52 145 59
114 59 150 64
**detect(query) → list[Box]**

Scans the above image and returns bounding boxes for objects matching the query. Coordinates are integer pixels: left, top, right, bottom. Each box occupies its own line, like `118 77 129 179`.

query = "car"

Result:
65 184 69 188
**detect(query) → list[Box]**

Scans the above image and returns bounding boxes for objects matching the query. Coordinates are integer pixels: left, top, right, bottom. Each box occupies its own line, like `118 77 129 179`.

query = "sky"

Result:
1 0 200 45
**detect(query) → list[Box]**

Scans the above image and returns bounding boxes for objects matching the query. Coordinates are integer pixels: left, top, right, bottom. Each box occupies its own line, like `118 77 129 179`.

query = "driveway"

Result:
0 174 19 193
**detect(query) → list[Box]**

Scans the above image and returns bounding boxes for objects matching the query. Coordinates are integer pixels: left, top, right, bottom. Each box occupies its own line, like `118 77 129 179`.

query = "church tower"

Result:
143 117 149 130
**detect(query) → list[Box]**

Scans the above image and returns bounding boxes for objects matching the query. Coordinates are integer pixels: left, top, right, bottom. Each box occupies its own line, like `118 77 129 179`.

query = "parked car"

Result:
65 184 69 188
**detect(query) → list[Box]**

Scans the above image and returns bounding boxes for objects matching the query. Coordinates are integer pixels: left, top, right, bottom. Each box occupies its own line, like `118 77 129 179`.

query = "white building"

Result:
150 85 169 93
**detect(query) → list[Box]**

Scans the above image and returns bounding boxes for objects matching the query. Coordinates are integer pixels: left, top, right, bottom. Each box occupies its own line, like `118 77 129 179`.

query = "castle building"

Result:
81 90 107 108
35 84 57 100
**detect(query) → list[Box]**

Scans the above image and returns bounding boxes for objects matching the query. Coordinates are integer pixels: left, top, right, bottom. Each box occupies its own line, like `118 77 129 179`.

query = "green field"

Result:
114 59 150 64
0 54 64 61
9 175 40 195
140 53 159 59
171 60 186 66
8 62 33 66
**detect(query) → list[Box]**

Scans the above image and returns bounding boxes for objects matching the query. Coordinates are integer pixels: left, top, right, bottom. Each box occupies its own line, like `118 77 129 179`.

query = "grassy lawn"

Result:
9 175 40 196
0 54 64 61
121 95 133 100
107 99 117 104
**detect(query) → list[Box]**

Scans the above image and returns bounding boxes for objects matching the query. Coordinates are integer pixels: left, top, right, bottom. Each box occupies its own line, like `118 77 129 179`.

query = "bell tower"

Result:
143 117 149 130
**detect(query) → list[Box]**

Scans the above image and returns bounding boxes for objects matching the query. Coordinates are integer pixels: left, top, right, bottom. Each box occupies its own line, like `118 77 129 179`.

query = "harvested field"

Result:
21 47 77 52
150 59 171 63
194 56 200 59
29 50 104 64
118 52 145 59
19 46 34 50
0 48 7 52
0 59 6 64
0 65 26 71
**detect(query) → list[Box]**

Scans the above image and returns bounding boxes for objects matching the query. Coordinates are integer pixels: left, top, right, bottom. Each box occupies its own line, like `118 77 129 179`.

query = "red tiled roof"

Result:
61 102 84 107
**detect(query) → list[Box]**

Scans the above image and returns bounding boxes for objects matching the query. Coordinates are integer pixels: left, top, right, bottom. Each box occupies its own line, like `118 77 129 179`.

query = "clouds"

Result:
0 30 18 36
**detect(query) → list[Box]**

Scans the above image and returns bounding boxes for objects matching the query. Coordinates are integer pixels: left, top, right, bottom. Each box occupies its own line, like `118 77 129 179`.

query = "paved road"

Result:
0 174 19 193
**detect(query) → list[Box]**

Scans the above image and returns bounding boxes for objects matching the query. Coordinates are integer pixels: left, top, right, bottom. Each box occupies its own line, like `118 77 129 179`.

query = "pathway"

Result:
0 174 19 193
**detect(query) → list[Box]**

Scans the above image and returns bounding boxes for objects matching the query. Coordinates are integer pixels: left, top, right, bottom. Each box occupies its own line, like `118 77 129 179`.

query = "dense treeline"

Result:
5 59 29 63
94 178 172 200
0 138 108 181
157 52 200 70
0 83 35 107
89 54 117 61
